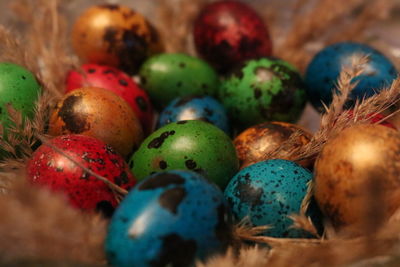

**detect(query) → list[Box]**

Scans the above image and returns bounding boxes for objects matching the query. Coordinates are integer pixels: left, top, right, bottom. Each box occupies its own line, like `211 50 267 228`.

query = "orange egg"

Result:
314 124 400 235
234 121 312 169
71 4 163 74
49 87 143 157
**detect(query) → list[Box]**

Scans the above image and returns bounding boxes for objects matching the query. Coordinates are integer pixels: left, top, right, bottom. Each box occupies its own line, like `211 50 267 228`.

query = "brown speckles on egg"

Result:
71 5 163 75
49 87 143 157
148 131 176 149
57 94 90 134
234 121 312 169
135 96 148 112
119 79 128 86
185 159 197 170
138 173 185 190
158 187 186 214
150 234 197 267
159 160 168 169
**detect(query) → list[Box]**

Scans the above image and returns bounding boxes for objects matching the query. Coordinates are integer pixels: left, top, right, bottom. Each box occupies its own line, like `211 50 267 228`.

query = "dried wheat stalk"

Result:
276 0 392 70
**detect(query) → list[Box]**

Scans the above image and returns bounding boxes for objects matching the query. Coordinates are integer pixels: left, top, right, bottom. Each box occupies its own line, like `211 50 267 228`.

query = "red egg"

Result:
66 64 154 133
194 0 272 73
346 110 396 130
26 135 136 216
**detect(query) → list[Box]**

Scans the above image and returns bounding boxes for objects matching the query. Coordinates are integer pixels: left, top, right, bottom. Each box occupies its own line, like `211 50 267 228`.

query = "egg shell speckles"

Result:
224 159 313 238
0 62 41 133
49 87 144 157
139 53 219 108
193 0 272 73
219 58 307 129
26 134 136 216
129 120 239 189
71 4 163 74
157 95 230 135
105 170 232 267
305 42 398 112
66 63 154 134
234 121 313 169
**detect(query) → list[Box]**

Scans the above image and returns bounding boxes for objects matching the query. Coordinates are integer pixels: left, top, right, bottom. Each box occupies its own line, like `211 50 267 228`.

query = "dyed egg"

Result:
194 0 272 73
0 62 41 134
234 121 312 169
49 87 143 157
129 120 239 189
139 53 219 108
66 64 154 134
314 124 400 235
71 4 163 74
105 170 232 267
26 135 135 215
219 58 307 129
343 110 396 130
305 42 398 112
224 159 313 237
157 95 230 134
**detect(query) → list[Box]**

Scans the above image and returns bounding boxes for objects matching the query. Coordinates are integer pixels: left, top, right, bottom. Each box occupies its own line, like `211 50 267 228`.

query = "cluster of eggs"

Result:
0 1 398 266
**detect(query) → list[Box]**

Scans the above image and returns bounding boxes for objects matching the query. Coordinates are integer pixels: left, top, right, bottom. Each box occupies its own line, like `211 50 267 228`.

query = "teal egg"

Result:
139 53 219 108
224 159 313 237
0 63 41 134
219 58 307 129
105 170 232 267
129 120 239 189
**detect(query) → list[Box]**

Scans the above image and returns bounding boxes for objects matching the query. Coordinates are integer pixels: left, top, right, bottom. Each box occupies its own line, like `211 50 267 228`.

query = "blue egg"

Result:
105 170 232 267
224 159 313 238
157 95 230 134
305 42 398 112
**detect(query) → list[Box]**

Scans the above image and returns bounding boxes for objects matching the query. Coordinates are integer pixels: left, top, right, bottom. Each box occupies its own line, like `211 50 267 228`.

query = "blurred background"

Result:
0 0 399 132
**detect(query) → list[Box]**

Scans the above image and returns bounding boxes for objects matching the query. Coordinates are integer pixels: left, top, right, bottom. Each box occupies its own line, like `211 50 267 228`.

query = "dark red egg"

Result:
26 135 136 216
193 0 272 73
66 64 154 133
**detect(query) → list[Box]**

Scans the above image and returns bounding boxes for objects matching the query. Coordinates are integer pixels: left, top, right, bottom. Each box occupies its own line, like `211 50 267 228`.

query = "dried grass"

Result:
275 0 393 71
0 175 107 265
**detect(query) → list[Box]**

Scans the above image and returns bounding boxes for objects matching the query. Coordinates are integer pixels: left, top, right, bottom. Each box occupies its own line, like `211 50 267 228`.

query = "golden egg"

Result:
49 87 143 157
314 124 400 234
71 4 163 74
234 121 312 169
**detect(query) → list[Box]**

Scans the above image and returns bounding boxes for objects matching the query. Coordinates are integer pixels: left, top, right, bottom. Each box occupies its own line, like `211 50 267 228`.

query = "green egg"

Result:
0 63 41 133
139 53 219 108
129 120 239 189
219 58 307 129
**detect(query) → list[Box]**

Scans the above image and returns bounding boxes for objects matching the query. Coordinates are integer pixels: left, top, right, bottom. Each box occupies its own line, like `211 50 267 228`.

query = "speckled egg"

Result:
219 58 307 129
234 121 313 169
314 124 400 235
224 159 313 238
139 53 219 108
26 134 136 216
157 95 230 135
0 62 41 134
305 42 398 112
66 64 154 134
105 170 232 267
49 87 143 157
194 0 272 73
71 4 163 74
129 120 239 189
